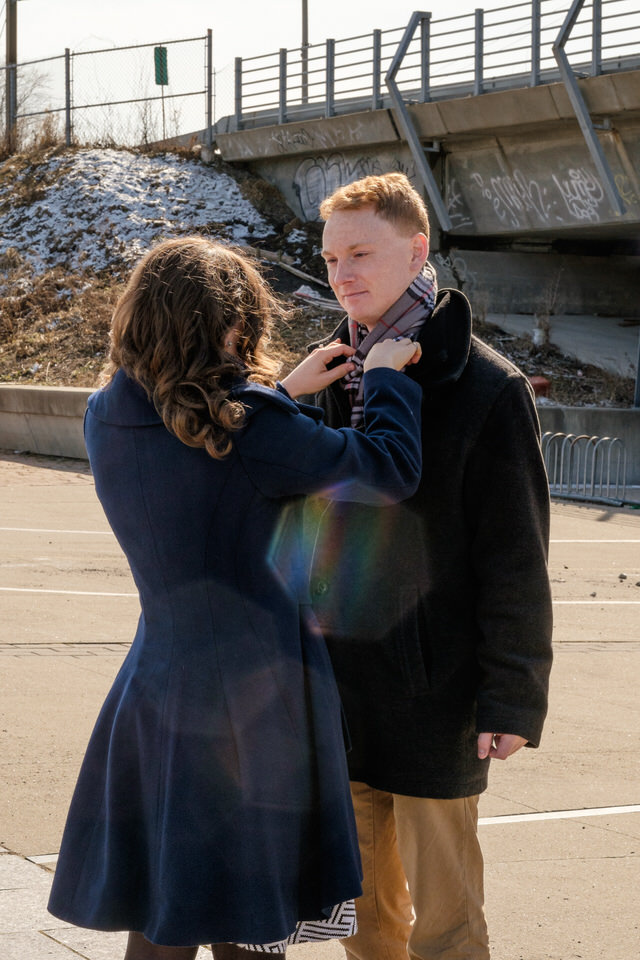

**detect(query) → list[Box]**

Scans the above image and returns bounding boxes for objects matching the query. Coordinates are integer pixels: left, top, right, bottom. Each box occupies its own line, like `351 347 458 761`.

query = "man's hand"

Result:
477 733 527 760
281 340 355 399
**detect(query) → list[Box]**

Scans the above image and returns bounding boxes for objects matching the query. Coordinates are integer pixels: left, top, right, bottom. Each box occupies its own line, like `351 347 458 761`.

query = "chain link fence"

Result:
1 33 212 152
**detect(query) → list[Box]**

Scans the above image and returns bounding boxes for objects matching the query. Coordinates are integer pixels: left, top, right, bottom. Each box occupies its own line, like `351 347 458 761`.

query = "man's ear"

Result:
410 232 429 269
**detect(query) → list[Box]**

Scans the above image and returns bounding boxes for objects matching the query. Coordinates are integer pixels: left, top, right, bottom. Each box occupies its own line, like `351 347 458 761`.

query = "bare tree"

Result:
1 60 60 154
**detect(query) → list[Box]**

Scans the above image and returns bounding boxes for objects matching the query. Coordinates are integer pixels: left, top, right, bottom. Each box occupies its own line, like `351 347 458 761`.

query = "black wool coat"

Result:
307 288 553 799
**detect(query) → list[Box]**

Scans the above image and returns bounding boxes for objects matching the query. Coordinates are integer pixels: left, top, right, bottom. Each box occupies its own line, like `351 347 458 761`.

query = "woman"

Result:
47 237 422 960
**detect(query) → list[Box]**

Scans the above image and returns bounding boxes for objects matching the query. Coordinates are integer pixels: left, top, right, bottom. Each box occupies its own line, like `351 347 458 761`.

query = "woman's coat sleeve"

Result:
234 368 422 504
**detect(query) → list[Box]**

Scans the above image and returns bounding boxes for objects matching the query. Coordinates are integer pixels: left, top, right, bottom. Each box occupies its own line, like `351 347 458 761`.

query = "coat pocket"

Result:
396 586 430 697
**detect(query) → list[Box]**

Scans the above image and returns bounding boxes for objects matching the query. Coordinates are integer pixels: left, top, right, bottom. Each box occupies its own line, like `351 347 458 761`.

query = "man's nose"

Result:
333 260 353 285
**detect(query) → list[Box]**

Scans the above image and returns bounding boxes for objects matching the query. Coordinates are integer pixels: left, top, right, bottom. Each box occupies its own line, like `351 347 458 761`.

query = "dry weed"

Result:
0 268 123 386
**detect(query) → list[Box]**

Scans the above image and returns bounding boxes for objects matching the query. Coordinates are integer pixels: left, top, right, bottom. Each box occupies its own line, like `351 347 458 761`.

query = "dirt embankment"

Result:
0 145 634 406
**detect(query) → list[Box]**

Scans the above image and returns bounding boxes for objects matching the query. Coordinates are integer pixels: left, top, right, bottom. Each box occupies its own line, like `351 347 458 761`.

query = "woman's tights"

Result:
124 932 285 960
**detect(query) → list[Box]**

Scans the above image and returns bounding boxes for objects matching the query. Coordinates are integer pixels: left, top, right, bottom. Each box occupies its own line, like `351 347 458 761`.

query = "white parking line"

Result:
2 530 639 543
28 804 640 866
3 530 640 542
553 600 640 605
0 526 112 535
0 586 638 604
480 803 640 825
0 587 137 597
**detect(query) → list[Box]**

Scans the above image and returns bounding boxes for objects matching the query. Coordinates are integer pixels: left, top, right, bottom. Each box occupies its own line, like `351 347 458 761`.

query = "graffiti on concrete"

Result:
551 168 605 223
434 251 477 296
457 161 622 230
271 119 370 155
445 178 473 230
615 172 640 208
470 170 552 229
293 153 416 220
294 155 381 219
271 128 317 153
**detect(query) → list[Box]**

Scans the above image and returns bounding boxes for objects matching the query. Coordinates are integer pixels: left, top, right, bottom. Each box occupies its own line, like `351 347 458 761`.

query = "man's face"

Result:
321 206 428 331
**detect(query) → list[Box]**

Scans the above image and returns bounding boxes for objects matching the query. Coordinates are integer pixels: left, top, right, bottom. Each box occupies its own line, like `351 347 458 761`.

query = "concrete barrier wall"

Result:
0 385 92 460
1 386 639 488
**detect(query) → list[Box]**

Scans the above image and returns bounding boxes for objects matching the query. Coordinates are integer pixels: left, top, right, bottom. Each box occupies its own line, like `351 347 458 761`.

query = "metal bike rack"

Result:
542 432 628 504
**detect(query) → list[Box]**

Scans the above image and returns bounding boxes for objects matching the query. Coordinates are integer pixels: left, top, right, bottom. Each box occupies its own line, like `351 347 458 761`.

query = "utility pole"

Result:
301 0 308 104
5 0 18 149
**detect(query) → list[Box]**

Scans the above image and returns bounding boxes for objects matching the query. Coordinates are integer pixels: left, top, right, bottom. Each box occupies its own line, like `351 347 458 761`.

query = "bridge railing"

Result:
229 0 640 130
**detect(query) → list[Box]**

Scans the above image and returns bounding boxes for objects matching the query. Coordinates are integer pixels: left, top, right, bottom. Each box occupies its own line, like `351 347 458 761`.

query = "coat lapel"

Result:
408 289 472 390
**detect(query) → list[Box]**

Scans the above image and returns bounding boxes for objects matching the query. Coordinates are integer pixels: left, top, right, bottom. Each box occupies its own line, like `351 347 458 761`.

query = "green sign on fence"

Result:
154 46 169 86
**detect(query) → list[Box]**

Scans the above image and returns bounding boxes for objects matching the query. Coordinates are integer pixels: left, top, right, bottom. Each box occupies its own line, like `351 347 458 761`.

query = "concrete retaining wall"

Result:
433 250 640 318
0 385 92 460
1 386 639 488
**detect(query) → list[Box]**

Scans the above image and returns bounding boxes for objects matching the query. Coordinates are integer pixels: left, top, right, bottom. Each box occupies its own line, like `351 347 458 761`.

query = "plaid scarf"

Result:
342 261 438 428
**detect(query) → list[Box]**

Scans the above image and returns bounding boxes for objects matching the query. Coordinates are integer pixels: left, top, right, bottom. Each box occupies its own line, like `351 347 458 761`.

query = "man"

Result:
305 173 553 960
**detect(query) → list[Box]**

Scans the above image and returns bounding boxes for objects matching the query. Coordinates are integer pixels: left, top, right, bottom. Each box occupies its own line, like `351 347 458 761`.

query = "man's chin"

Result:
343 306 377 330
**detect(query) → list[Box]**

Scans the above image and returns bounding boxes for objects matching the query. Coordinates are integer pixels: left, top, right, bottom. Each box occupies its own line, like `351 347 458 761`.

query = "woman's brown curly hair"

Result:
103 237 284 459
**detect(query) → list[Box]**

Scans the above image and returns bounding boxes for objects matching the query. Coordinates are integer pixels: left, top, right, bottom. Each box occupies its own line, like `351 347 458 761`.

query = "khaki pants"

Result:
343 782 490 960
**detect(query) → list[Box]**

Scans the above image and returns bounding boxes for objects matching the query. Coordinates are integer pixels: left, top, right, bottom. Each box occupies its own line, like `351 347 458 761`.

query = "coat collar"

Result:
315 287 472 390
87 370 316 427
412 287 472 388
87 369 162 426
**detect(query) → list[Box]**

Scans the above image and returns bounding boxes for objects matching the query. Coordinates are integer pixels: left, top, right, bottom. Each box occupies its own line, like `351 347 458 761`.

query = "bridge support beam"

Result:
385 12 452 233
553 0 625 216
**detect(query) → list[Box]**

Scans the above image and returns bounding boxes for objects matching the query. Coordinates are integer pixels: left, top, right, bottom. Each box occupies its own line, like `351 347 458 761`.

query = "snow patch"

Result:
0 149 273 276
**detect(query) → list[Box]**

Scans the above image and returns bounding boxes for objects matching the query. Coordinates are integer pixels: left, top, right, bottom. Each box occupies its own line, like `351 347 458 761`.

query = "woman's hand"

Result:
363 338 422 373
281 340 356 399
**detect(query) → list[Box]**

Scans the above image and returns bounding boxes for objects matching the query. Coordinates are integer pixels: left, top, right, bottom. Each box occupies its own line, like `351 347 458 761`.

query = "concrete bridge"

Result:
212 3 639 246
216 65 640 243
209 2 640 396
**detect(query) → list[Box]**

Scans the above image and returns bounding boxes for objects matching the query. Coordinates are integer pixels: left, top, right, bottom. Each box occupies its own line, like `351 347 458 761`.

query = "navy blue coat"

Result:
47 366 421 947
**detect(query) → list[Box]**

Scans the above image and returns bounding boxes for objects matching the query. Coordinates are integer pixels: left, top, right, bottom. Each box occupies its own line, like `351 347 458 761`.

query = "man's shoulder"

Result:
461 335 536 414
468 334 527 381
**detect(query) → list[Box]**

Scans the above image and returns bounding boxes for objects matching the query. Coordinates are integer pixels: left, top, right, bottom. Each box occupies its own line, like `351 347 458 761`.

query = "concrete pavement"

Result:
1 450 639 959
485 312 639 379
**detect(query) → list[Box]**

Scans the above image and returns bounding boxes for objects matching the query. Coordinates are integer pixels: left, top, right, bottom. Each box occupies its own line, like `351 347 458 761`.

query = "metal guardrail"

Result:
542 431 628 503
228 0 639 130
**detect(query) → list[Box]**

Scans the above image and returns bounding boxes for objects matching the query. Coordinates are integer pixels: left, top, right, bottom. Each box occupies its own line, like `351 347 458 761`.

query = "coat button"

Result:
313 578 329 597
